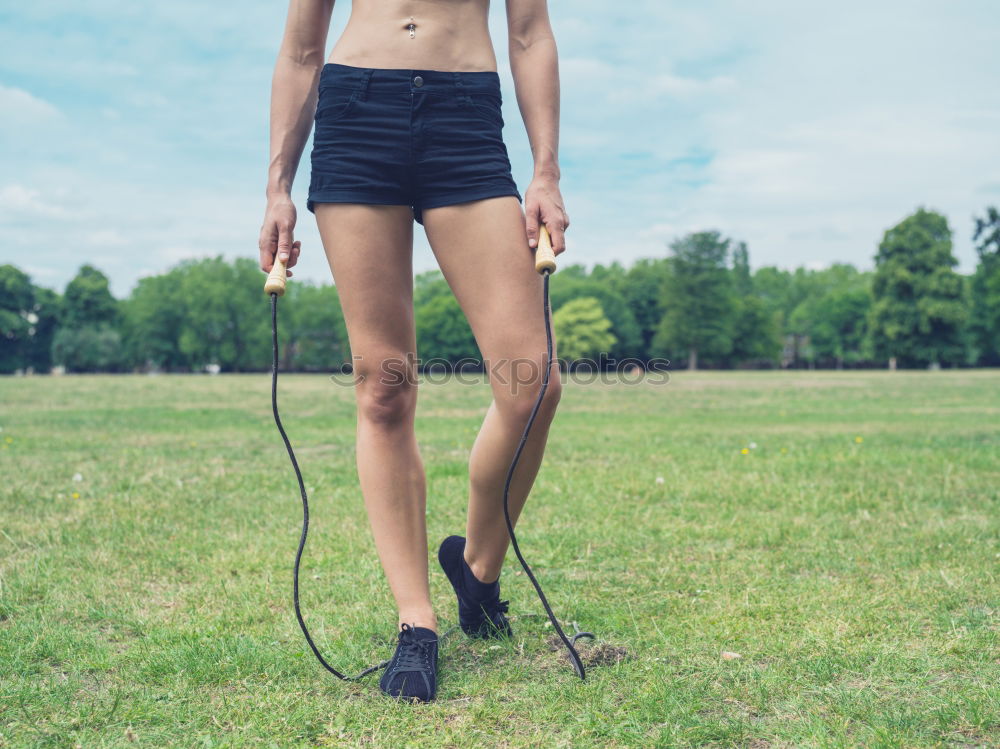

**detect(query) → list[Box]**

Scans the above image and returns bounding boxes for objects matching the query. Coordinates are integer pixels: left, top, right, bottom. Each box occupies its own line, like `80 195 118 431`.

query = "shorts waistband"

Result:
319 62 501 95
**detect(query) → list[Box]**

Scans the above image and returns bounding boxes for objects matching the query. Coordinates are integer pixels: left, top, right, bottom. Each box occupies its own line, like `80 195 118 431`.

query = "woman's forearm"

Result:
266 57 323 198
266 0 335 198
509 35 561 182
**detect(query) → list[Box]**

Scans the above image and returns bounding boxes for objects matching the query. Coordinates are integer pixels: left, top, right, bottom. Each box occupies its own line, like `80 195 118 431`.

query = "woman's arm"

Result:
259 0 335 277
506 0 570 257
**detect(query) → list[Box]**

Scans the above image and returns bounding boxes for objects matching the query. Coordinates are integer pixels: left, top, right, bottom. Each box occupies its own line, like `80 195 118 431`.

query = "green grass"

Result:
1 370 998 747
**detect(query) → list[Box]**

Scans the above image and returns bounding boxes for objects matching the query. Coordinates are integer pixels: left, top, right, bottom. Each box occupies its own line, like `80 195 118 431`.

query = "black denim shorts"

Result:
307 63 523 225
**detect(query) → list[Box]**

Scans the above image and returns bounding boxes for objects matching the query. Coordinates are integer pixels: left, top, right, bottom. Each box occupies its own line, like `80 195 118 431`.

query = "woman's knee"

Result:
494 362 562 425
355 362 417 427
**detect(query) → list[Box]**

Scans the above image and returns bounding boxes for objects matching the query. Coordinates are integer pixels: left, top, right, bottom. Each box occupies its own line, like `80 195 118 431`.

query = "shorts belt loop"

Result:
358 69 373 101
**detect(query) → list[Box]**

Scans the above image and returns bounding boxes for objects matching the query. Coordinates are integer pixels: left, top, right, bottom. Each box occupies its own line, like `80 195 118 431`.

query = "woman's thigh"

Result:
421 196 557 392
315 203 417 381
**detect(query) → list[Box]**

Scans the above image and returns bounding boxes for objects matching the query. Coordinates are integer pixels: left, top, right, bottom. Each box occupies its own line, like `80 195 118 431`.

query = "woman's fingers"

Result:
259 197 299 275
276 220 293 263
524 178 569 256
259 222 277 272
525 204 540 248
286 240 301 277
537 202 568 256
545 212 568 256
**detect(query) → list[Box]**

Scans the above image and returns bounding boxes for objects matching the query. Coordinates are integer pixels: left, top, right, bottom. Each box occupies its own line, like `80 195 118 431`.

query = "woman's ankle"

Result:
462 548 501 585
397 613 438 633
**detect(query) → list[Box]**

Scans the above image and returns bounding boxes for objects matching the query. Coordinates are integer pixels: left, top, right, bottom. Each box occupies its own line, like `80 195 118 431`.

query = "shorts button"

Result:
413 75 424 87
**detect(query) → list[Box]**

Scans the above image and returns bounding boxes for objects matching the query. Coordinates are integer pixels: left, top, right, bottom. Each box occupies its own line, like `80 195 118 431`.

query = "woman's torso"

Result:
328 0 497 72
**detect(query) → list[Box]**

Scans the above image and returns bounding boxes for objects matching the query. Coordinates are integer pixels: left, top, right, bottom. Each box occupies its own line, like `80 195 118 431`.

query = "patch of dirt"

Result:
545 635 630 667
947 726 992 748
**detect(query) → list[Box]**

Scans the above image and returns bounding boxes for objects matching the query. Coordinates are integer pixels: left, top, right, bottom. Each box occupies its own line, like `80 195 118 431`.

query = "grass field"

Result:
1 370 998 747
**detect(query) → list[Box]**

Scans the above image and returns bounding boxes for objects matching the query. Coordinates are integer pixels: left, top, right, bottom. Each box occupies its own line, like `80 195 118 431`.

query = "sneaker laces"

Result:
483 598 510 623
391 624 436 673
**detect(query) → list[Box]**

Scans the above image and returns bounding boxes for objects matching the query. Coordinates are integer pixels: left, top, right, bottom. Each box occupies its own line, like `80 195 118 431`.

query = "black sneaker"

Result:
378 623 439 703
438 535 513 639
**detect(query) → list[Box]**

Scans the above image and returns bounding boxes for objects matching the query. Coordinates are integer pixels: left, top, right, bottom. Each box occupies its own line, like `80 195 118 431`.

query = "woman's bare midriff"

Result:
328 0 498 72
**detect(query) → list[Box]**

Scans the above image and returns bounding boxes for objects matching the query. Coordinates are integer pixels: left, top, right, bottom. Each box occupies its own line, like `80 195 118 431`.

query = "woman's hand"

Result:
523 176 570 256
259 193 302 278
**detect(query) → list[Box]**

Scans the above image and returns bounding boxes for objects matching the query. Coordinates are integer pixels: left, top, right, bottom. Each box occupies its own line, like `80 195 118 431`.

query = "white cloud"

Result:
0 84 62 125
648 73 736 98
0 184 72 219
85 229 129 247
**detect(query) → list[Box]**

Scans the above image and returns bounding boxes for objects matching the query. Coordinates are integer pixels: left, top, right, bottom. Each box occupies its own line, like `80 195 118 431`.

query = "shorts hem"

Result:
307 191 410 215
309 185 523 221
415 186 523 213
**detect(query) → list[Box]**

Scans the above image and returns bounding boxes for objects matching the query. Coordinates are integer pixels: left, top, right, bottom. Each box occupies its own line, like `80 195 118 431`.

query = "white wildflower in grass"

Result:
72 473 83 482
655 476 665 485
749 442 757 449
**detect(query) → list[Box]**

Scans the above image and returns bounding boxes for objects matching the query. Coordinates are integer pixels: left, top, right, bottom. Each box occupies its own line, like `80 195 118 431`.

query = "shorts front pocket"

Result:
462 92 504 129
315 85 360 125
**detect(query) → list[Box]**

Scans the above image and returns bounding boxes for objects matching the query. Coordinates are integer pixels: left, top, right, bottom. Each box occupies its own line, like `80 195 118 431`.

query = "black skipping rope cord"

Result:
268 270 593 683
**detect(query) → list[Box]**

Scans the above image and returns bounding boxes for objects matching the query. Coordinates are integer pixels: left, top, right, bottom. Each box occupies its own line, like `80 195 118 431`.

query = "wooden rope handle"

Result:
264 254 287 297
534 224 557 275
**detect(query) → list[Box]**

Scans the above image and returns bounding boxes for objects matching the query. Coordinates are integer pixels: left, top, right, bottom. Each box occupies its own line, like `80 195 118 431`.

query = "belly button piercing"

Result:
407 23 415 39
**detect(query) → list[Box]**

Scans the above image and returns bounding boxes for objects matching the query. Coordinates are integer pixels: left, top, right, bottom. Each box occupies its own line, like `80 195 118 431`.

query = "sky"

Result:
2 0 999 297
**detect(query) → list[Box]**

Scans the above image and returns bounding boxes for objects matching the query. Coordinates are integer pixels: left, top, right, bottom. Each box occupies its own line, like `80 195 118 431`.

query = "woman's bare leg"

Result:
421 196 562 585
315 203 437 633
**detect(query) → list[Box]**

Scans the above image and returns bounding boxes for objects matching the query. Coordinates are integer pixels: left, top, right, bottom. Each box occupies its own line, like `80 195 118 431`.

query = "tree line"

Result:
2 205 999 374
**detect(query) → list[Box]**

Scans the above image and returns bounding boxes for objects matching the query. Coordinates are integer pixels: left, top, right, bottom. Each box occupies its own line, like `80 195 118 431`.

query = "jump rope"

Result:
264 223 593 684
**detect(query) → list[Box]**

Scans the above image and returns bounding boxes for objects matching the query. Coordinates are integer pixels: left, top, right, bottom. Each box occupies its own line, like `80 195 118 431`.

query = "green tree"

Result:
731 241 752 296
28 286 61 373
726 242 782 367
285 281 350 371
553 263 589 281
870 208 966 367
549 278 641 360
415 293 479 364
51 265 124 372
414 270 451 309
176 257 271 371
621 258 669 358
121 269 190 371
652 231 736 369
969 206 1000 365
552 296 616 362
817 287 870 367
730 296 782 367
0 265 35 373
753 266 796 322
752 266 797 366
62 264 118 329
787 265 872 368
588 261 628 289
52 324 125 372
